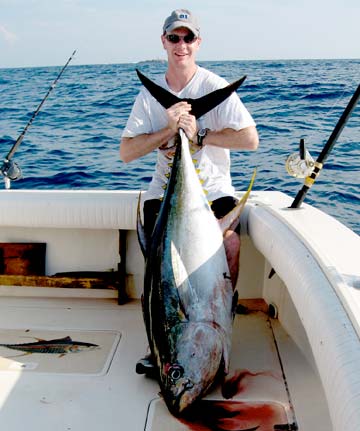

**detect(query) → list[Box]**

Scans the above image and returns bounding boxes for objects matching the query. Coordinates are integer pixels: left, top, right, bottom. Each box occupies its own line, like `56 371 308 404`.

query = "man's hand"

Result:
167 101 197 141
178 112 197 142
167 102 192 133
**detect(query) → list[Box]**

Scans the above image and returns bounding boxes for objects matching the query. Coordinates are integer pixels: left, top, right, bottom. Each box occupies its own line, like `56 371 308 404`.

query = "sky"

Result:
1 0 359 68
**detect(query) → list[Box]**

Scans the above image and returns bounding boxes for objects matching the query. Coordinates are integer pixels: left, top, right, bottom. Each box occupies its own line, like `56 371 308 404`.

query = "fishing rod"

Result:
290 82 360 208
0 50 76 189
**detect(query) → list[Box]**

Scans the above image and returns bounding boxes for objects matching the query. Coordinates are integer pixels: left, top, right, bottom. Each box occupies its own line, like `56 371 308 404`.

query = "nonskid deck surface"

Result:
0 294 330 431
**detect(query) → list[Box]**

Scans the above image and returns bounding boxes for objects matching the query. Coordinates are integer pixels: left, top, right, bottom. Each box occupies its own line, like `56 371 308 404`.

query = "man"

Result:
121 9 258 375
120 9 258 286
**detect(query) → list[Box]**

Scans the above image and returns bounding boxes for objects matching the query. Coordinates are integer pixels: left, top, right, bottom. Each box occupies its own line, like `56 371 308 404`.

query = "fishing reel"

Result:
0 159 22 188
286 138 315 178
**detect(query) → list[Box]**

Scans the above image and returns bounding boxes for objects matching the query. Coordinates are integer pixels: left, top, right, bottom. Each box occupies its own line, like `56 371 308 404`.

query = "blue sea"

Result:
0 59 359 235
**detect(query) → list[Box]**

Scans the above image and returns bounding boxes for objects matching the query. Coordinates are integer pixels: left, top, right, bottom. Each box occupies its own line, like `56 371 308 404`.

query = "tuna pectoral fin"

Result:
136 69 246 119
136 192 148 257
170 241 198 316
219 168 257 235
171 241 188 288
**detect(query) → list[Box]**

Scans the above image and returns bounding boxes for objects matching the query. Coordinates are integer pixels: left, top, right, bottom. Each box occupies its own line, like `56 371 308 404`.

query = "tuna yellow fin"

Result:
219 168 256 235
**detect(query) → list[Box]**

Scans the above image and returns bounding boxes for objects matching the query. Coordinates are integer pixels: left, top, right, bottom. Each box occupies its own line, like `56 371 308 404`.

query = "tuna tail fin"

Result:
136 69 246 119
219 168 257 235
136 69 181 109
136 192 148 257
189 76 247 119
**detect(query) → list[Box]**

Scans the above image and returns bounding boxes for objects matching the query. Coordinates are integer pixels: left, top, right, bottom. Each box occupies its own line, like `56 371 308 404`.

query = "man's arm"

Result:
120 127 175 163
120 101 192 163
200 126 259 151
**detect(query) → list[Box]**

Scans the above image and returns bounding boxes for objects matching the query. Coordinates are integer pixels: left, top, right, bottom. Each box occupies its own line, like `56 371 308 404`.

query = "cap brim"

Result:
165 22 199 37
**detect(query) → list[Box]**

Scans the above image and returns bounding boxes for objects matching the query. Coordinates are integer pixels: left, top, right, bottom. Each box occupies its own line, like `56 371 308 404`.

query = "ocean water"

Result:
0 59 359 235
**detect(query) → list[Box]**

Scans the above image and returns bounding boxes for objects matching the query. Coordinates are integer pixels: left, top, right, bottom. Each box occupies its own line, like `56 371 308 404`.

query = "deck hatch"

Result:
145 398 292 430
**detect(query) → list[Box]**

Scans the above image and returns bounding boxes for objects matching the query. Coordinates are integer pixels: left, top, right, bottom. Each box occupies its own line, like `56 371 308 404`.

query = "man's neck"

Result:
165 64 198 93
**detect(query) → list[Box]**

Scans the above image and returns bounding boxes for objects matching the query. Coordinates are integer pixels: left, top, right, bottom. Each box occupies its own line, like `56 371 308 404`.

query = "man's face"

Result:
161 27 201 68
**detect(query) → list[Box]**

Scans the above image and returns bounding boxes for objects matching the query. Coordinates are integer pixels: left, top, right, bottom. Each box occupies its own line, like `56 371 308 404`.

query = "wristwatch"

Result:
197 128 209 148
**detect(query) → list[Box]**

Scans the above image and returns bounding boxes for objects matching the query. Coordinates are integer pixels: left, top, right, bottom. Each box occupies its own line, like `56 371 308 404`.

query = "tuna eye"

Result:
168 365 183 382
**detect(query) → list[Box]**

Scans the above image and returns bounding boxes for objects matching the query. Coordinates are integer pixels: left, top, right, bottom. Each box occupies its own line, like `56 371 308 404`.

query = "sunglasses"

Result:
165 33 198 44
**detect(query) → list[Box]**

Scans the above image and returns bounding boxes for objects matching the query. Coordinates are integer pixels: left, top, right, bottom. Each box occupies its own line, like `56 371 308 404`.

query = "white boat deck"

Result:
0 290 331 431
1 189 358 429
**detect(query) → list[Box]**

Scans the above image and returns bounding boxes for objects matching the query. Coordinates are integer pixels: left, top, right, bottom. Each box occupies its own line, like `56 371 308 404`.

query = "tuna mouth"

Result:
178 389 196 414
164 379 195 416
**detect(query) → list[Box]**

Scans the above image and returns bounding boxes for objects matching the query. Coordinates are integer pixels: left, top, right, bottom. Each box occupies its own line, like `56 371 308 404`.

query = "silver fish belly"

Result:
140 129 234 415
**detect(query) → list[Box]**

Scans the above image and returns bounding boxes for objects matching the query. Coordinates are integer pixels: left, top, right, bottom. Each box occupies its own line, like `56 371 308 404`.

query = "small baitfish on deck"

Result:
0 336 99 357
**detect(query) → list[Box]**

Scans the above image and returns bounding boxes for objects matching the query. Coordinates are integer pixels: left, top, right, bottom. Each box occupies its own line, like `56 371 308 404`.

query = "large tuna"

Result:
136 70 254 415
137 128 254 415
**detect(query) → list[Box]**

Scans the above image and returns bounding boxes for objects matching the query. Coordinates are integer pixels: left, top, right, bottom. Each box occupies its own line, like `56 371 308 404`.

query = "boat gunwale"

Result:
247 198 360 430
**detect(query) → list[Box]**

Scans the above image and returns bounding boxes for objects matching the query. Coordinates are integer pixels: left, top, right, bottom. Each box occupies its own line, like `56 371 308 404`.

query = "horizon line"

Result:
1 57 360 70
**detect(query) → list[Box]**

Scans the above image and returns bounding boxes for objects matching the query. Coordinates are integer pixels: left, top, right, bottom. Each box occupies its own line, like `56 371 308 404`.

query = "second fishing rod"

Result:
0 50 76 189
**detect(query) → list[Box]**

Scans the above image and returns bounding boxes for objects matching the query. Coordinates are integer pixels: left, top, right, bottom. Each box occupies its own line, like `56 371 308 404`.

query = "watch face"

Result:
199 128 207 137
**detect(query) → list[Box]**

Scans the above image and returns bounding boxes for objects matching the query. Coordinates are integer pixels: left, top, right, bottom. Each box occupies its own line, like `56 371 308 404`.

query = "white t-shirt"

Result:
122 66 256 201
